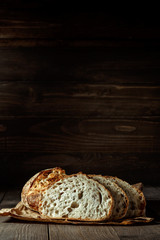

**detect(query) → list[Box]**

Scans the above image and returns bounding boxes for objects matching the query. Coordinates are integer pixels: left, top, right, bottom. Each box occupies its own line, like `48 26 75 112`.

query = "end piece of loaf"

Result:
21 167 65 211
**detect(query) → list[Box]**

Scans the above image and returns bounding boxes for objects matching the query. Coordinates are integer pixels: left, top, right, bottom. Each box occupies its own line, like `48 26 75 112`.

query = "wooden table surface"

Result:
0 187 160 240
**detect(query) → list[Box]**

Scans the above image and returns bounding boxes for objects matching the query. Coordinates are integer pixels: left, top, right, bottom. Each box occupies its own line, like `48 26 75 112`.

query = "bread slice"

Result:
38 173 113 221
21 167 65 211
108 176 146 218
89 175 129 220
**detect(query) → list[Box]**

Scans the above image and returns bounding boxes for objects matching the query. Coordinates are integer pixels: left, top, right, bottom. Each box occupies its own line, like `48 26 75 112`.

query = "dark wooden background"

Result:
0 2 160 188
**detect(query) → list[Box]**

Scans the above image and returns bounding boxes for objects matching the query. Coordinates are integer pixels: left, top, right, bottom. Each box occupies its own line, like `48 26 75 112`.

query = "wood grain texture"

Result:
1 82 160 99
0 81 160 118
0 8 160 47
0 6 160 187
49 225 160 240
0 118 160 153
0 97 160 118
0 223 48 240
113 225 160 240
49 225 120 240
0 152 160 187
0 48 160 83
1 12 159 40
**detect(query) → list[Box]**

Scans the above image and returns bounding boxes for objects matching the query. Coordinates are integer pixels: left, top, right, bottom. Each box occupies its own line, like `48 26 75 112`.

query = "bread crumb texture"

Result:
39 174 113 221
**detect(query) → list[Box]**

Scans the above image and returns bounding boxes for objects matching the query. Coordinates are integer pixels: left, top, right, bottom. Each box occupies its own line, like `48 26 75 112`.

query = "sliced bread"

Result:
108 176 146 218
38 173 113 221
89 175 129 220
21 167 65 211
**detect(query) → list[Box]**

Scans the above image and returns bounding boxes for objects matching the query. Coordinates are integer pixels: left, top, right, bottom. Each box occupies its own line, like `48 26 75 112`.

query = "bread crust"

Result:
21 167 65 211
38 172 114 222
21 172 40 210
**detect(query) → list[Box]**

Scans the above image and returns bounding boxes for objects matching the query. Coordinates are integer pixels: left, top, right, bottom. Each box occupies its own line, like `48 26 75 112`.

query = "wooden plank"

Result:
49 224 160 240
113 225 160 240
0 153 160 187
0 222 48 240
2 131 160 153
0 48 160 84
0 3 159 48
0 99 160 118
0 10 160 45
0 118 160 153
0 80 160 117
1 82 160 99
0 83 160 118
49 225 120 240
1 117 160 138
1 39 160 48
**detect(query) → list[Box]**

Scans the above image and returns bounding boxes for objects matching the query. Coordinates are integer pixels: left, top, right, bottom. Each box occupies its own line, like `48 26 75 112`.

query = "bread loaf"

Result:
21 167 146 221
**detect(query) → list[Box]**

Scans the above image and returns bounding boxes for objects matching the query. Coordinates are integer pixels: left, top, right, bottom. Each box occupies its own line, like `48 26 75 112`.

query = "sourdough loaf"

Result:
21 167 146 221
38 173 113 221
